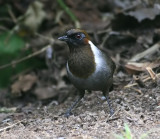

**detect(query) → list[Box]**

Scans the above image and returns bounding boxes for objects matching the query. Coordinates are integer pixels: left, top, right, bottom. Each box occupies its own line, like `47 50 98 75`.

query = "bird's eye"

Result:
75 34 81 39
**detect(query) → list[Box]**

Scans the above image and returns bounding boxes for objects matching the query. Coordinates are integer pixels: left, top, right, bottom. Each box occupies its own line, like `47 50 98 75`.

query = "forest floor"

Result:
0 74 160 139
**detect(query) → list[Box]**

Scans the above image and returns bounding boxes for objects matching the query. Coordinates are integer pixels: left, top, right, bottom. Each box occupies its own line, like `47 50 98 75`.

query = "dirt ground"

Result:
0 75 160 139
0 0 160 139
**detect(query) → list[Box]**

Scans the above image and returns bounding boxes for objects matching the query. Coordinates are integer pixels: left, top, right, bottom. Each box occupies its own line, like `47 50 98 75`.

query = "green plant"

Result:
0 32 45 88
57 0 80 28
114 123 132 139
114 123 149 139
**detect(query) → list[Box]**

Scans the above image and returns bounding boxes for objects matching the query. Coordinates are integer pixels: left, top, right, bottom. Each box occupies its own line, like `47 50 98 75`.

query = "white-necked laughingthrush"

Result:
58 29 115 117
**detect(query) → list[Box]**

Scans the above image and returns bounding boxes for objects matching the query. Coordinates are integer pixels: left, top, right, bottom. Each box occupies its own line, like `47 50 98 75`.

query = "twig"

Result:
130 42 160 62
106 108 120 122
0 17 14 22
0 31 64 70
146 67 157 81
100 33 110 49
57 0 80 28
0 26 9 31
35 33 54 42
100 29 113 49
130 87 143 94
0 45 51 70
35 33 65 46
124 73 160 88
7 4 17 23
0 120 25 132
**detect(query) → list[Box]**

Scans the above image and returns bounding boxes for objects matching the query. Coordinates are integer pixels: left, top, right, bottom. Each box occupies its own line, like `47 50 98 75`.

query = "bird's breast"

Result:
67 41 112 91
67 44 96 78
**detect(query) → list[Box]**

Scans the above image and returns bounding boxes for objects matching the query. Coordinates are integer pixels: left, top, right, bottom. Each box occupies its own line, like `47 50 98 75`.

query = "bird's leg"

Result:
103 91 114 116
64 90 85 117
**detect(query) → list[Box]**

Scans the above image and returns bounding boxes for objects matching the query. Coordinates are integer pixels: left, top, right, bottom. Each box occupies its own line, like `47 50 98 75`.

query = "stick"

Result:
124 73 160 88
0 120 25 132
130 42 160 62
0 45 51 69
146 67 157 81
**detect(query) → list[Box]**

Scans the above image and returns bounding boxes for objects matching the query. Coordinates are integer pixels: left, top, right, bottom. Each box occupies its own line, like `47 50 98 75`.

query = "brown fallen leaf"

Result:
125 60 160 74
11 74 37 95
33 86 58 100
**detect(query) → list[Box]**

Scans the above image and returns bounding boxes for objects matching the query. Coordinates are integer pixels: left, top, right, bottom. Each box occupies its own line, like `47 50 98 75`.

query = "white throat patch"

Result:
88 40 105 72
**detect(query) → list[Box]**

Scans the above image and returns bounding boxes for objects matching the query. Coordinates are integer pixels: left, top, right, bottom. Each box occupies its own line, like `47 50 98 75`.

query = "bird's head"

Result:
58 29 90 48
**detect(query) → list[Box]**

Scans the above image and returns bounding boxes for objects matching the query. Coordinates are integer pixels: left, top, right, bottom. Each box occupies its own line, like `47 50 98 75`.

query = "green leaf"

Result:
114 134 125 139
0 32 46 88
114 124 132 139
0 32 25 54
123 123 132 139
57 0 80 28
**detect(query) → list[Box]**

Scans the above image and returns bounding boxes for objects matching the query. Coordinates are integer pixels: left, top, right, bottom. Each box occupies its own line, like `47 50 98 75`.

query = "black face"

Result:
58 29 88 47
67 32 86 45
69 33 85 40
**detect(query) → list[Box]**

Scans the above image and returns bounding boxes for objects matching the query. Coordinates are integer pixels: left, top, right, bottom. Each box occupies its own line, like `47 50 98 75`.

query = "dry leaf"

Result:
20 1 46 32
125 60 160 74
33 86 58 100
11 74 37 94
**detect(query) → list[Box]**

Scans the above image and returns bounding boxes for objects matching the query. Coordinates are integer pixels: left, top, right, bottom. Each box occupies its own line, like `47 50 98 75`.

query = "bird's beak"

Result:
58 35 68 41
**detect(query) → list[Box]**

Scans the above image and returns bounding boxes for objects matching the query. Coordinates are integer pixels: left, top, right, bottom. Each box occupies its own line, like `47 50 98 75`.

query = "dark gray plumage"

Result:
58 29 115 117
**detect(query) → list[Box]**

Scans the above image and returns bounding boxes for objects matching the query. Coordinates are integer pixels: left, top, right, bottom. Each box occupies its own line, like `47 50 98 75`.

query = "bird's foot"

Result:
64 111 72 118
109 108 114 116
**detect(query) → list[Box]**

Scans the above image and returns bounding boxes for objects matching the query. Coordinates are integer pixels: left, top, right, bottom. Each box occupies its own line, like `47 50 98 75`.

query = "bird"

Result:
58 29 115 117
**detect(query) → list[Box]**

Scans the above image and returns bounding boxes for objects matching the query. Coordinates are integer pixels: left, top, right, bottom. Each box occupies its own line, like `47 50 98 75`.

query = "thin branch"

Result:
0 120 25 132
124 73 160 88
35 33 55 42
0 45 51 70
7 4 17 23
130 42 160 62
57 0 80 28
130 87 143 94
146 67 157 81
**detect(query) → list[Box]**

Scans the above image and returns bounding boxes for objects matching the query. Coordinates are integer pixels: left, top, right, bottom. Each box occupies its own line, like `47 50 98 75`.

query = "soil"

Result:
0 76 160 139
